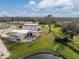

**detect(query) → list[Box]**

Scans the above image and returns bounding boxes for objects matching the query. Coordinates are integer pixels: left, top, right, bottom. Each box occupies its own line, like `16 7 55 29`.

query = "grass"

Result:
0 22 9 29
67 35 79 52
3 25 79 59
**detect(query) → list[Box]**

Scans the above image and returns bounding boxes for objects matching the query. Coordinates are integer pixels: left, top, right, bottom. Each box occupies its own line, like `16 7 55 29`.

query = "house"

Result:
22 22 41 31
10 29 41 41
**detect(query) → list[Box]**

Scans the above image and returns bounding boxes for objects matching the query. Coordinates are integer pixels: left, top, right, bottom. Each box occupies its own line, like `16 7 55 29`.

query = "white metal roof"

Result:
11 29 30 34
24 23 38 26
24 22 39 26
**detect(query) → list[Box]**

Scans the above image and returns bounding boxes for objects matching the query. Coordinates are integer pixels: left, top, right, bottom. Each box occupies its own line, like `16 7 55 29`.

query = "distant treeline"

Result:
0 17 79 22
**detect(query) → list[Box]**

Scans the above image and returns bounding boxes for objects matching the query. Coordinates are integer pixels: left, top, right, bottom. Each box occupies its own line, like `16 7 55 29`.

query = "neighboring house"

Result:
0 39 10 59
22 22 41 31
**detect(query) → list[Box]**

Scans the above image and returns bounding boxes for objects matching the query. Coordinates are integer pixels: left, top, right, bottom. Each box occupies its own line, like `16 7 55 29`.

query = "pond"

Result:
23 53 64 59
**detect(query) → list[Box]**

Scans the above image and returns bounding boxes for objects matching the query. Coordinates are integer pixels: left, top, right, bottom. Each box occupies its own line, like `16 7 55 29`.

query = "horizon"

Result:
0 0 79 17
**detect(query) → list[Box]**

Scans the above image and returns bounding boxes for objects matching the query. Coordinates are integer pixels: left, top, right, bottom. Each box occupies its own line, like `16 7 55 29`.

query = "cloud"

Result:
0 0 79 17
0 10 8 17
30 12 36 17
28 0 74 9
49 11 79 17
0 10 37 17
29 0 36 5
42 13 50 16
0 10 28 17
26 0 76 16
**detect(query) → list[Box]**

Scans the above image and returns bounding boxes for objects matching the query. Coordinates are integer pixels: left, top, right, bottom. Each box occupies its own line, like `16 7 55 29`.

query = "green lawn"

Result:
0 22 9 29
4 25 79 59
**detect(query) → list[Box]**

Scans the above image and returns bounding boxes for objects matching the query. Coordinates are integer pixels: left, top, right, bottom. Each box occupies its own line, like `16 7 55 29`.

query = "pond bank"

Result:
21 51 65 59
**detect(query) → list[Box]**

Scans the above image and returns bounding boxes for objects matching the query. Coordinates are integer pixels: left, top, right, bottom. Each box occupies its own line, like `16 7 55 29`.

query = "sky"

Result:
0 0 79 17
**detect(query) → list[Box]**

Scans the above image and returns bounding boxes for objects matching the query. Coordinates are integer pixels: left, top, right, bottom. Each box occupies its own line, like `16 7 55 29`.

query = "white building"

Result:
22 22 41 31
0 39 10 59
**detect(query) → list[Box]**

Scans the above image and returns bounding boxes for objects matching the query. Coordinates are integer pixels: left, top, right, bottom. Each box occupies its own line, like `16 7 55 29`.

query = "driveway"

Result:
0 39 10 59
0 25 16 59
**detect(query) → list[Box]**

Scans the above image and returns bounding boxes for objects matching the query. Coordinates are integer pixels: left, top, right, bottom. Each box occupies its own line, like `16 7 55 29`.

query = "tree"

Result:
45 15 53 33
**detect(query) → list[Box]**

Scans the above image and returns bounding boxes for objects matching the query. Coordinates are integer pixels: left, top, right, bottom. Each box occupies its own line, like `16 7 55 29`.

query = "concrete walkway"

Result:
0 39 10 59
0 25 16 59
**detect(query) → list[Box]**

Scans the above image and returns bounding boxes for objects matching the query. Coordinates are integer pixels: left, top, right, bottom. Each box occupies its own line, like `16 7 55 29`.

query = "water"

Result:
24 54 63 59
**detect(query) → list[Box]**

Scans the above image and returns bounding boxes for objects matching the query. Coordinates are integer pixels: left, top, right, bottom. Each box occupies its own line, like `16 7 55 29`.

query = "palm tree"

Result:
45 15 53 33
